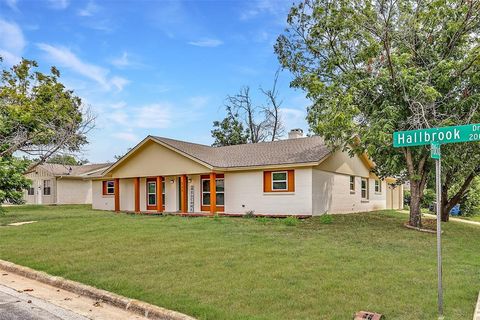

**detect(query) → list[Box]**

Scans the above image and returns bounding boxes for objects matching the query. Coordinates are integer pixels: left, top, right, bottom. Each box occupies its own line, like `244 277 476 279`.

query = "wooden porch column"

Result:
156 176 163 212
180 175 187 213
134 177 140 213
209 172 216 214
114 178 120 212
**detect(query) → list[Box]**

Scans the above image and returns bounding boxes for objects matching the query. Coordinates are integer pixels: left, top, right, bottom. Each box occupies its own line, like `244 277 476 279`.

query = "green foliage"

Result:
421 189 436 209
404 189 411 206
319 214 333 224
458 177 480 216
0 156 30 211
243 210 255 218
47 154 88 166
283 216 299 226
275 0 480 226
211 108 249 147
0 58 92 164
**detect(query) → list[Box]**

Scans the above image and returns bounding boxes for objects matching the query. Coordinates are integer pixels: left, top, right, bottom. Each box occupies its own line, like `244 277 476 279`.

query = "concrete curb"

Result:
0 259 196 320
474 291 480 320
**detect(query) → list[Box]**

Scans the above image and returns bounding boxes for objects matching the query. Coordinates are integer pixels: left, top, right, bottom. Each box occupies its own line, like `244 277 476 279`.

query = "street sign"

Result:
431 142 441 160
393 123 480 147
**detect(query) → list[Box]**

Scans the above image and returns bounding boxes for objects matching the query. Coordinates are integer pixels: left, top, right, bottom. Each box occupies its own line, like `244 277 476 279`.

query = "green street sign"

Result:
393 123 480 147
431 142 441 160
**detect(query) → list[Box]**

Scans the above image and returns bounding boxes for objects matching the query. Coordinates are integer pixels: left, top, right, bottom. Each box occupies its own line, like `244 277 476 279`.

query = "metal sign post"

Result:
432 142 443 318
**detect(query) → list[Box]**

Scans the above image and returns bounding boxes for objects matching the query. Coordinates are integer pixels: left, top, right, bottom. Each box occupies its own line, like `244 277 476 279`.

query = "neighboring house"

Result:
92 129 403 216
24 163 111 205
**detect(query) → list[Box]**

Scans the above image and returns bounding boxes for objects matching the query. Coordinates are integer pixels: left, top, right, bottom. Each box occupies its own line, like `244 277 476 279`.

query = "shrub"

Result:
244 210 255 218
404 189 411 206
421 189 436 209
319 214 333 224
283 216 299 226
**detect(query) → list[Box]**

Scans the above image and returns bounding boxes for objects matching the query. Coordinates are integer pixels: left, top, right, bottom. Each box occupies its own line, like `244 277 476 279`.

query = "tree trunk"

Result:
409 181 422 228
440 170 477 222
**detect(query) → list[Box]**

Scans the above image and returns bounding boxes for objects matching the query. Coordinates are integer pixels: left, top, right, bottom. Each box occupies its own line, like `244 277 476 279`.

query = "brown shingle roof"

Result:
39 163 111 177
152 135 331 168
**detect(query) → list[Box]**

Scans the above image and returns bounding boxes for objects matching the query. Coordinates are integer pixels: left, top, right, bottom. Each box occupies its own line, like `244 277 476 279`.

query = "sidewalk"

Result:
0 271 148 320
422 213 480 227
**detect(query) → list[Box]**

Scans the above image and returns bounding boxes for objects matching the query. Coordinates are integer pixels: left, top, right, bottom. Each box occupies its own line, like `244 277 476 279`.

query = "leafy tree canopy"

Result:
275 0 480 227
211 108 249 147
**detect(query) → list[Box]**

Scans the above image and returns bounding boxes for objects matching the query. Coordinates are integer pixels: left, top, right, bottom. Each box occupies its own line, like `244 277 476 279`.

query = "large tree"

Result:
213 70 286 145
0 58 94 172
275 0 480 227
211 107 249 146
0 57 94 206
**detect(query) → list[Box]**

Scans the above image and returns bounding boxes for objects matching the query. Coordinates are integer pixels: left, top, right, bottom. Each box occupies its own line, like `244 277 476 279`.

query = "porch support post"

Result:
180 175 187 213
114 178 120 212
209 172 216 215
156 176 163 212
134 177 140 213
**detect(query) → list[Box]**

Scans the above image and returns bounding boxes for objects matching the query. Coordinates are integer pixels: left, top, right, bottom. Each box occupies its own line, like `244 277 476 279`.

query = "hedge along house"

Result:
93 130 403 216
24 163 111 205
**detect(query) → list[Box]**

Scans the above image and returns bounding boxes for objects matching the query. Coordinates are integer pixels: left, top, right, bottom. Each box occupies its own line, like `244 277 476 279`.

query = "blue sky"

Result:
0 0 309 163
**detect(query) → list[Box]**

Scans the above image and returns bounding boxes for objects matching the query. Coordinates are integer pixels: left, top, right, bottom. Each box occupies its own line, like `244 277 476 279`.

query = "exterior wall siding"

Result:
92 180 114 210
224 168 313 215
56 179 92 204
312 169 386 214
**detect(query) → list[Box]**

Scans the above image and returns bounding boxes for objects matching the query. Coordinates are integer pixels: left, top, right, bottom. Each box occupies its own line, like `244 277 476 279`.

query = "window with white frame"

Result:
349 176 355 192
147 181 156 206
375 180 382 193
27 187 35 196
43 180 51 196
162 179 166 206
103 180 115 195
201 176 225 207
361 178 369 200
271 171 288 191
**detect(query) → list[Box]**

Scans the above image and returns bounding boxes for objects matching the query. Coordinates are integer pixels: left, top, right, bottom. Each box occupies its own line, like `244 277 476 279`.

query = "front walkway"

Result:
422 213 480 227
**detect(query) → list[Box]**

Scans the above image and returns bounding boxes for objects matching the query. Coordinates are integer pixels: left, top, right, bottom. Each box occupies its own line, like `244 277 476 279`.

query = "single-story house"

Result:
92 130 403 216
24 163 111 205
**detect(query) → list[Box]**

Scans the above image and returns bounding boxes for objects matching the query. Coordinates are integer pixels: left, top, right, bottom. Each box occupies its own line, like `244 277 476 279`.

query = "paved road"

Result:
0 284 88 320
0 272 148 320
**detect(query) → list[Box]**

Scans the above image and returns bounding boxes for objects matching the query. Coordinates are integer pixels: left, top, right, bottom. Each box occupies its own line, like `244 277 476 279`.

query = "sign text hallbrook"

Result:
393 123 480 147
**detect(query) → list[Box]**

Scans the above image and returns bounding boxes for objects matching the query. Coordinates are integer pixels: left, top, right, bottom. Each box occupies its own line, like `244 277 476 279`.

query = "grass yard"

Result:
0 205 479 319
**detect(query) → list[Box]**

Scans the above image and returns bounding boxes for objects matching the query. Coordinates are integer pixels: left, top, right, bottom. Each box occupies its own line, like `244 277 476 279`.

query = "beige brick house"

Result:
92 130 403 216
24 163 110 205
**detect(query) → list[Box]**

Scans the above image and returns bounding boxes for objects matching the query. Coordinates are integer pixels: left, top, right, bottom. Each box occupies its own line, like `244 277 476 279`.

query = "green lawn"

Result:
0 205 479 320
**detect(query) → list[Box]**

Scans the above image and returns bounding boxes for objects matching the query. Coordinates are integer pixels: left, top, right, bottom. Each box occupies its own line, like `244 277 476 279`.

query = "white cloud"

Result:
188 96 209 109
280 107 308 134
187 38 223 47
37 43 128 92
110 101 127 109
112 132 138 142
0 19 26 65
239 0 289 24
47 0 69 10
108 111 128 125
134 104 172 129
78 1 99 16
3 0 18 10
111 52 130 68
110 76 129 92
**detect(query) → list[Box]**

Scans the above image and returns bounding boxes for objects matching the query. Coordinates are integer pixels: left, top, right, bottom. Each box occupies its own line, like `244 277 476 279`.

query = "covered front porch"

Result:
110 173 225 215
